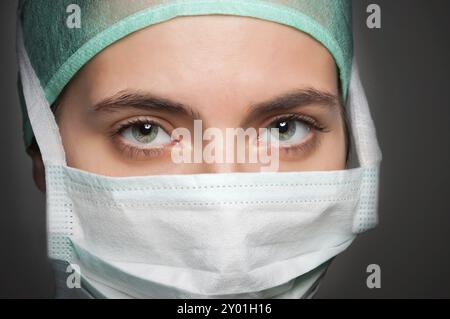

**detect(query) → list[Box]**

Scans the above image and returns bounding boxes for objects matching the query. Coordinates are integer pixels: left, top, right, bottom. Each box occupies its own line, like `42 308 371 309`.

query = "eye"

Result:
121 121 171 147
261 117 311 146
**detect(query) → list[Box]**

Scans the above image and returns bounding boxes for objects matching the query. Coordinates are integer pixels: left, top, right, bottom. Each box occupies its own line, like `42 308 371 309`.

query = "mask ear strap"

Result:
16 21 66 166
347 58 382 234
347 59 382 167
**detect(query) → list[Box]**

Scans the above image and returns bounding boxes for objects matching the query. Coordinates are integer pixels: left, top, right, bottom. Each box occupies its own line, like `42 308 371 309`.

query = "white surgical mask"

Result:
17 26 382 299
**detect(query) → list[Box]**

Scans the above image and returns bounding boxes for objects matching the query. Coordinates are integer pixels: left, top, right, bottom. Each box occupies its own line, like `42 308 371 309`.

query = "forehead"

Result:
70 15 338 116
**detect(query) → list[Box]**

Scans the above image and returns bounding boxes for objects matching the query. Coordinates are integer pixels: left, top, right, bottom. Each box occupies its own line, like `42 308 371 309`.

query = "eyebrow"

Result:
243 88 340 124
93 90 201 119
93 88 339 122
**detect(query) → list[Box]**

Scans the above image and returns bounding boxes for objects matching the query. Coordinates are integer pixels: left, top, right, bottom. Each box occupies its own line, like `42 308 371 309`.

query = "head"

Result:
28 15 349 191
18 1 384 300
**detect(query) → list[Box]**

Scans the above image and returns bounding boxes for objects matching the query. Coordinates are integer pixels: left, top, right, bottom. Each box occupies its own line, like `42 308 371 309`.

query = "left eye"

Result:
121 122 171 146
261 119 311 145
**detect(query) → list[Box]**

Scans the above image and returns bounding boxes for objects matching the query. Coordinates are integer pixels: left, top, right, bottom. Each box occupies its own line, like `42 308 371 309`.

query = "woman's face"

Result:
53 15 346 177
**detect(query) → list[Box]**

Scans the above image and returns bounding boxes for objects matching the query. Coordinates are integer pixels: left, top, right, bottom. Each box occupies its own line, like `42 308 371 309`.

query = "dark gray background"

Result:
1 0 449 298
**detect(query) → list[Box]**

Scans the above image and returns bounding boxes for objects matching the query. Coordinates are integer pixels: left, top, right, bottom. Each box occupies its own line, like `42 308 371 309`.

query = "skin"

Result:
29 15 347 191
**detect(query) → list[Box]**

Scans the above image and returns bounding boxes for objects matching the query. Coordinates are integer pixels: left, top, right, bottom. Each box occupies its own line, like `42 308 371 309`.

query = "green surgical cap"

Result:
18 0 353 148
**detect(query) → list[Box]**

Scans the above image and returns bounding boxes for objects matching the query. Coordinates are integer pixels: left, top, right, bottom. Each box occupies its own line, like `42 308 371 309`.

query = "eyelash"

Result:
268 113 328 132
110 117 163 137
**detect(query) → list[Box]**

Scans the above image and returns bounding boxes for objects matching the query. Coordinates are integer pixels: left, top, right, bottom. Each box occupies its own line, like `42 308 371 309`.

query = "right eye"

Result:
121 121 172 147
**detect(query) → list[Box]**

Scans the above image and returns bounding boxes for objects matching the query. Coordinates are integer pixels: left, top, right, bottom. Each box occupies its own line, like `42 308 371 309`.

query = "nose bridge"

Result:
174 120 267 174
199 125 262 173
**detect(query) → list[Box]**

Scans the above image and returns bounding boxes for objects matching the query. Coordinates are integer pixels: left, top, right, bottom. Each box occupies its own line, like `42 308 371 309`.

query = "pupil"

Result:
140 123 153 135
278 121 289 134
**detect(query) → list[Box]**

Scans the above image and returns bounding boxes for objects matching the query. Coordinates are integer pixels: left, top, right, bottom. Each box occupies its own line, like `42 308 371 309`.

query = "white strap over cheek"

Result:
16 22 67 166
